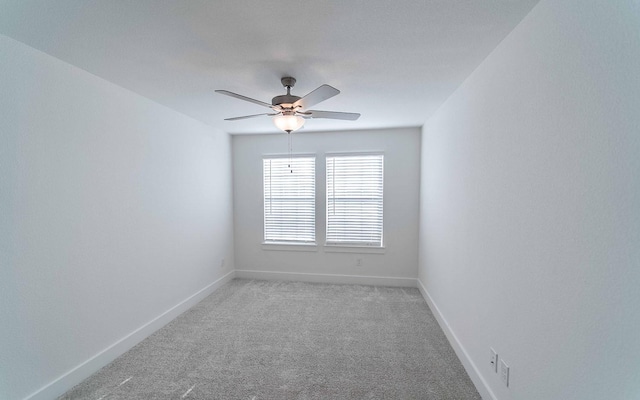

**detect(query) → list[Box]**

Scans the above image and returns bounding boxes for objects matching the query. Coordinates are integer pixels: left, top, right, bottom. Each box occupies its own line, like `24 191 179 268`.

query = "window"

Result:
326 154 384 247
263 156 315 244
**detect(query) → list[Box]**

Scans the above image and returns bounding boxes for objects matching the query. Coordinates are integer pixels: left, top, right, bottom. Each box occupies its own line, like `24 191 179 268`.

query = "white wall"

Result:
233 128 420 285
0 35 234 400
418 1 640 400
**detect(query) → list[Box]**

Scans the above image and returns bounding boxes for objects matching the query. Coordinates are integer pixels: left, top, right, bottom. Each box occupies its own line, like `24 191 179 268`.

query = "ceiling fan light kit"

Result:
216 77 360 133
273 114 305 133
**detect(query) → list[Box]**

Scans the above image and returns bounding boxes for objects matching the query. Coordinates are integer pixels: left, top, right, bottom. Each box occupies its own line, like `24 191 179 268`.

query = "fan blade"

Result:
293 84 340 110
224 113 277 121
303 110 360 120
215 90 273 108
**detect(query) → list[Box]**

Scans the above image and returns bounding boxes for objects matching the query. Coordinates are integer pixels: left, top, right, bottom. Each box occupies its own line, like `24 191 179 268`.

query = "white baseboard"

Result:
235 269 417 287
24 270 236 400
416 279 497 400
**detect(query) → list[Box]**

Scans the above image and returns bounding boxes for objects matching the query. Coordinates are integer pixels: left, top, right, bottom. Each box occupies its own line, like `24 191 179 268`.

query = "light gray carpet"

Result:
60 279 481 399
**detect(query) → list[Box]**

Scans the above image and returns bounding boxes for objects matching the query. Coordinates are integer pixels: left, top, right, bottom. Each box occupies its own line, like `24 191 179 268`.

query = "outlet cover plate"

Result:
500 359 510 387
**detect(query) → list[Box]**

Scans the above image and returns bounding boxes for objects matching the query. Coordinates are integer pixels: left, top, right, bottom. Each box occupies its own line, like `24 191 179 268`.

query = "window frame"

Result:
262 154 317 247
324 152 385 249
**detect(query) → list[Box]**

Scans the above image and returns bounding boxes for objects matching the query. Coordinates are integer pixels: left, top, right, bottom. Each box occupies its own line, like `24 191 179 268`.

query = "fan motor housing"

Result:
272 94 301 107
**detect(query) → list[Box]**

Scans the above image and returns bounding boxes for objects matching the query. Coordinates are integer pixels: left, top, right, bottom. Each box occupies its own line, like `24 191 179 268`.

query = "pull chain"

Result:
288 132 293 173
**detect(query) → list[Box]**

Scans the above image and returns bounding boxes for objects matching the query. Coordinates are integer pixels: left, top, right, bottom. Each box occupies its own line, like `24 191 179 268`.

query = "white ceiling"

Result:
0 1 539 135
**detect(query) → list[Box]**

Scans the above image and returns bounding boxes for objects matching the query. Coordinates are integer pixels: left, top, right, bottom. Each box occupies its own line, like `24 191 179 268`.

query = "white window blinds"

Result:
326 154 384 247
263 157 316 243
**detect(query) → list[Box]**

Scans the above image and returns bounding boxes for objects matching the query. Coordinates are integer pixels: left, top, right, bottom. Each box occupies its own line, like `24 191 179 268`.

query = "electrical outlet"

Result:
500 359 510 387
356 258 363 266
220 258 225 268
490 348 498 372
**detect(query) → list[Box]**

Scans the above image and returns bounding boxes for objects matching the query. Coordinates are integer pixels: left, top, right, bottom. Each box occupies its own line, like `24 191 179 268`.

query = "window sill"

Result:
323 245 386 254
262 242 318 252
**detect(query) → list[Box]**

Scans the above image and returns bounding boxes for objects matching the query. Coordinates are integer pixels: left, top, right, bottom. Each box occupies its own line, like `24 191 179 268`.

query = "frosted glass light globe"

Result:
273 115 305 133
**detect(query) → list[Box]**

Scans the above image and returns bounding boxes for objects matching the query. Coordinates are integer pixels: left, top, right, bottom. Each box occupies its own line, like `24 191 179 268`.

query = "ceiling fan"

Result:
215 77 360 133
